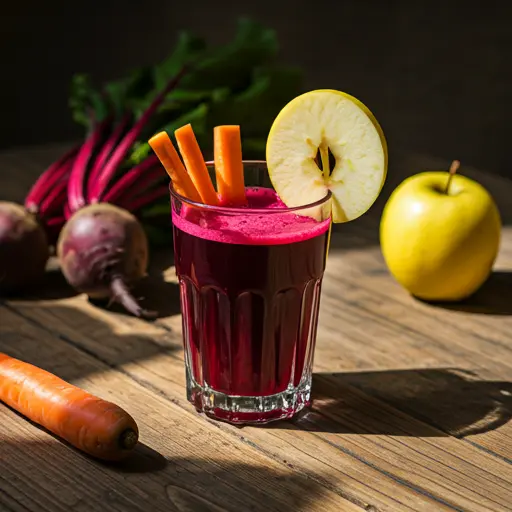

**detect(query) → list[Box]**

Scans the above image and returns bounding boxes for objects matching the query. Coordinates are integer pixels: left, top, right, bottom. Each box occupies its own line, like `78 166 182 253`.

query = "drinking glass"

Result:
171 161 332 424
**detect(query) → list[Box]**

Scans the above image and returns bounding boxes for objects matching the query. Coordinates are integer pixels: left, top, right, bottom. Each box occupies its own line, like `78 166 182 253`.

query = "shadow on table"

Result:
0 439 334 511
422 271 512 316
1 403 167 474
0 301 183 386
88 272 181 320
0 258 79 301
3 248 181 320
278 368 512 437
96 247 180 320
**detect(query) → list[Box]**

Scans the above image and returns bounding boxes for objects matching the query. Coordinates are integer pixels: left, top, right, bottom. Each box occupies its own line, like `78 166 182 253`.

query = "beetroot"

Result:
0 202 49 293
56 69 187 318
0 146 79 294
57 203 154 318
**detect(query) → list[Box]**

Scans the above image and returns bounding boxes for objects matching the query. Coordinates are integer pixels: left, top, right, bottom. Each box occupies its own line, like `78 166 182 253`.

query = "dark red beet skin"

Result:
57 203 155 318
0 201 49 294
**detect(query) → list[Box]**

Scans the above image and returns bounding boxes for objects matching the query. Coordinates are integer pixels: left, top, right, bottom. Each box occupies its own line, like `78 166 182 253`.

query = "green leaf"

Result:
153 31 206 91
200 65 303 158
215 66 302 128
126 102 210 166
69 74 109 125
103 66 155 117
66 17 305 219
69 31 205 127
128 63 303 164
177 18 278 94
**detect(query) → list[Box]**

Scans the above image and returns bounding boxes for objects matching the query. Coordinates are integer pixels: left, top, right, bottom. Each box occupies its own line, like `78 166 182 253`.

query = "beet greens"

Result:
68 19 303 246
0 18 303 297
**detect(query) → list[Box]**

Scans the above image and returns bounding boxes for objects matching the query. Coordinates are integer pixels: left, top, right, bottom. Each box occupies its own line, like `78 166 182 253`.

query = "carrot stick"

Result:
0 353 138 461
174 124 219 206
214 125 246 206
148 131 201 202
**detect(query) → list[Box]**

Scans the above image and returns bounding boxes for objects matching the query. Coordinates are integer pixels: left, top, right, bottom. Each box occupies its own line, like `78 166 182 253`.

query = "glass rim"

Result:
169 159 332 215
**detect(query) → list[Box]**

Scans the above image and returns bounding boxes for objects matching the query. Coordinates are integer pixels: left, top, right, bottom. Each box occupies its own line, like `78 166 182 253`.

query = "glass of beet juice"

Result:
171 161 332 424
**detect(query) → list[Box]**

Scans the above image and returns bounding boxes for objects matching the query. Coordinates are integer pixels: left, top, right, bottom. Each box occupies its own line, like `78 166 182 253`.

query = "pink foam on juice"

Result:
172 187 331 245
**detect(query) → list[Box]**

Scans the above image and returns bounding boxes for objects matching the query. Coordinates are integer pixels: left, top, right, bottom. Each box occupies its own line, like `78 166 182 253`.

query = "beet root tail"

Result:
110 276 157 320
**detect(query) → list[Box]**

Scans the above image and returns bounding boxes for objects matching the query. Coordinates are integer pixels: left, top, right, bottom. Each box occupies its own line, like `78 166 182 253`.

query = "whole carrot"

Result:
0 352 139 461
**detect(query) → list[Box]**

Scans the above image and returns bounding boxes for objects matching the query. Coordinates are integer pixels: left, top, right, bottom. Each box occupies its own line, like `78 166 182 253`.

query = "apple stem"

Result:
445 160 460 195
320 143 330 179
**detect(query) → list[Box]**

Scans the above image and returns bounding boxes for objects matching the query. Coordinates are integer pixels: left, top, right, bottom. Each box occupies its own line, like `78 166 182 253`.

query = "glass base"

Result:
186 369 312 425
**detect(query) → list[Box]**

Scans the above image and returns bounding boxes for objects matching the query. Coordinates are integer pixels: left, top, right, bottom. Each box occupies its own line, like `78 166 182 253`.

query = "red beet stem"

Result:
110 276 156 319
122 185 169 213
45 215 67 246
24 145 79 212
39 186 67 218
68 119 111 214
102 155 160 205
37 156 76 218
87 112 132 202
46 215 66 227
90 67 188 203
116 168 165 208
64 202 72 220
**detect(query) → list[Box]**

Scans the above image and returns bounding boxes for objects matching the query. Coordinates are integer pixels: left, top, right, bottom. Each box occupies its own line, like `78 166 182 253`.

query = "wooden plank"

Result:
323 245 512 369
0 144 69 203
320 256 512 372
328 250 512 361
0 304 357 512
6 298 512 512
316 241 512 461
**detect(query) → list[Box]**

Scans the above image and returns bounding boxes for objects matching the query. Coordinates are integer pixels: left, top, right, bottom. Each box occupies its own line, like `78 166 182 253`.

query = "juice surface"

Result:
172 186 330 246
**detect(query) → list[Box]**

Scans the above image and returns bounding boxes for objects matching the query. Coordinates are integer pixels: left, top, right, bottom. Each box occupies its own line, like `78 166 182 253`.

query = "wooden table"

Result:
1 146 511 512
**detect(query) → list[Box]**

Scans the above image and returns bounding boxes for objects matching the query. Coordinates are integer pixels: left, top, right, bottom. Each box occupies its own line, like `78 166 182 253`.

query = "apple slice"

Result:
266 89 387 223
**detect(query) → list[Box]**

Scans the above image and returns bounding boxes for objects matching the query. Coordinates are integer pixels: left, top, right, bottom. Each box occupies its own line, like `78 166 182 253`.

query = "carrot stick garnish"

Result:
214 125 247 206
0 352 139 461
148 131 201 202
174 124 219 206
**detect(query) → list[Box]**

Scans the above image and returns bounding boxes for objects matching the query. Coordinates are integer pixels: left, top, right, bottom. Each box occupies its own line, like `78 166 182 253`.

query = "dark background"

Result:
1 1 512 177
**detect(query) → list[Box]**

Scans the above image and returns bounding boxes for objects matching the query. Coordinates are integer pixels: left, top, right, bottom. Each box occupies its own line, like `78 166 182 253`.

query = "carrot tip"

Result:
148 131 168 147
119 429 139 451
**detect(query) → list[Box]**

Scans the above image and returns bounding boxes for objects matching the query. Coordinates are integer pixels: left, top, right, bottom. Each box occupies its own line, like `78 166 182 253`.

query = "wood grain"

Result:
318 240 512 462
8 294 512 511
1 146 511 511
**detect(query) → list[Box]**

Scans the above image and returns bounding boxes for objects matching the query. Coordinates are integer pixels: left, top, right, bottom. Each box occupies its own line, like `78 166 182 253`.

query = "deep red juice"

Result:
172 187 330 402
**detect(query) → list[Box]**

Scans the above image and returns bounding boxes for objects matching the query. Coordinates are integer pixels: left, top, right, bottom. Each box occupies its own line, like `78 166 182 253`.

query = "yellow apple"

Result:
380 166 501 301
